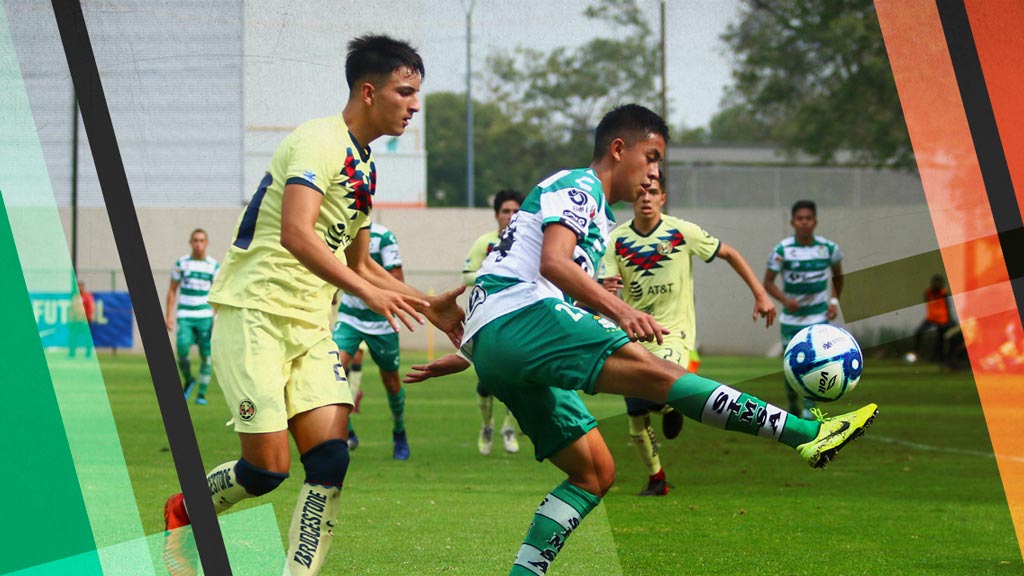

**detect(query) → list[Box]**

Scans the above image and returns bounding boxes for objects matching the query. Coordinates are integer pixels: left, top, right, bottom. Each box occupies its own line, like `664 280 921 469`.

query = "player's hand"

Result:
754 294 776 328
363 289 428 333
404 354 471 383
423 285 467 347
601 275 623 294
165 316 175 331
785 298 801 313
616 307 669 345
826 302 839 321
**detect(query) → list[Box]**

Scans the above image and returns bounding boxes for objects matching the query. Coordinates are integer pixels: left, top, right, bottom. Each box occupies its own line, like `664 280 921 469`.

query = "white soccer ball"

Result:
783 324 863 402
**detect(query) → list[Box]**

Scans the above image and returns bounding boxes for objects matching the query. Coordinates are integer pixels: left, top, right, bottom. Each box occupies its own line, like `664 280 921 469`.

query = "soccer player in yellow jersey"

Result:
463 189 524 455
601 177 776 495
162 35 463 576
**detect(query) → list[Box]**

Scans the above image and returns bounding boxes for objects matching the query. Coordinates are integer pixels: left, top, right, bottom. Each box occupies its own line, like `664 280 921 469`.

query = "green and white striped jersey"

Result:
171 255 219 319
766 235 842 328
336 222 403 335
461 168 614 352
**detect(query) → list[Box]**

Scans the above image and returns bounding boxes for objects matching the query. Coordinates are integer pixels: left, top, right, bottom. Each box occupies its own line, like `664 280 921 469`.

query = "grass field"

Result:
99 352 1024 575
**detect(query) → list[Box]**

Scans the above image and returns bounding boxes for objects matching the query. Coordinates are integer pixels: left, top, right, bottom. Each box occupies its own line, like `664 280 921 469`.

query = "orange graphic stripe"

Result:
877 0 1024 556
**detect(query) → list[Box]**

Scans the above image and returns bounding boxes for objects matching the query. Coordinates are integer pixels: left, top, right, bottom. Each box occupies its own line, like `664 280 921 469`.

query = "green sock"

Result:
666 373 819 448
388 388 406 434
510 481 601 575
197 356 212 396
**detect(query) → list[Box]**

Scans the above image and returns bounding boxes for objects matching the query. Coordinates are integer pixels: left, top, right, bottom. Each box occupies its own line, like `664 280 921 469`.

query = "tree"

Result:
483 0 660 152
425 92 553 207
720 0 913 167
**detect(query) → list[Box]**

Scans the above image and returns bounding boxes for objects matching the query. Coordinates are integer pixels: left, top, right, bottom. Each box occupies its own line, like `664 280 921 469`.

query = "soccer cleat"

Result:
478 424 493 455
347 431 359 451
195 395 208 406
638 469 669 496
797 404 878 469
182 380 196 401
164 493 191 531
501 426 519 453
662 408 683 440
393 431 410 460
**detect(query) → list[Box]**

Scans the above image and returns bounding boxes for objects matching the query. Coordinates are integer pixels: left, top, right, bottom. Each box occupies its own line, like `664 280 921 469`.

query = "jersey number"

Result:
233 172 272 249
555 303 584 322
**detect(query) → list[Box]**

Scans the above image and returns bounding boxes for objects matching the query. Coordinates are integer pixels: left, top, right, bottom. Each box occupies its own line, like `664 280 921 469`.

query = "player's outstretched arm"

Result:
403 353 471 383
280 184 426 332
718 242 776 327
346 228 466 344
540 224 667 344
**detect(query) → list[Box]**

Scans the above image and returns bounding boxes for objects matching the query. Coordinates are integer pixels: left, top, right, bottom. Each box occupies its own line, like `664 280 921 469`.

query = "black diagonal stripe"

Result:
937 0 1024 320
49 2 232 573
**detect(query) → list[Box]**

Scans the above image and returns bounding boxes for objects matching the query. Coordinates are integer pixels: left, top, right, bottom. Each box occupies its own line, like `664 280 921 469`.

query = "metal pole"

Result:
466 0 475 208
72 92 79 271
659 0 669 211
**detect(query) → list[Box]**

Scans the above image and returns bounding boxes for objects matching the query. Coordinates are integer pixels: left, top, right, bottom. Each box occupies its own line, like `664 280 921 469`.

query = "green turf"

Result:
99 353 1023 575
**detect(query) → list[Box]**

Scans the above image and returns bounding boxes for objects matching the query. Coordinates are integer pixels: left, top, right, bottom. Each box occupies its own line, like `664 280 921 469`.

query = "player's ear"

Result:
360 81 376 106
608 137 626 161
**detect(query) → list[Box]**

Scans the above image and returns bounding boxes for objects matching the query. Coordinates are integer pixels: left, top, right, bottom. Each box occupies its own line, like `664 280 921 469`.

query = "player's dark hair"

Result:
346 34 425 89
791 200 817 217
592 104 669 160
493 189 524 214
190 228 207 239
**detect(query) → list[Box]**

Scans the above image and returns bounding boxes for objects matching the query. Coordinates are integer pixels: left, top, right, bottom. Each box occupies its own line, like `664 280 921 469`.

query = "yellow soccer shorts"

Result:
211 304 352 433
641 335 695 370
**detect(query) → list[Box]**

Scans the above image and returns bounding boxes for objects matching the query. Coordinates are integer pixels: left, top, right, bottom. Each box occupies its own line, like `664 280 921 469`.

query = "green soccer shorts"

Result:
177 316 213 358
332 322 401 372
471 298 631 461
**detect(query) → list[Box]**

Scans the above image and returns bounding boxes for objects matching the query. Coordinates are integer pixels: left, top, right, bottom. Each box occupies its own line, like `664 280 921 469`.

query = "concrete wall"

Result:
57 198 942 356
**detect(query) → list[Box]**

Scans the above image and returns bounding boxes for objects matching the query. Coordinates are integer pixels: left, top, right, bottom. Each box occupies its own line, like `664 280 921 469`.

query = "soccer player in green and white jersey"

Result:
406 104 876 576
165 228 219 405
463 189 524 455
763 200 844 418
161 35 464 576
601 176 776 496
333 222 411 459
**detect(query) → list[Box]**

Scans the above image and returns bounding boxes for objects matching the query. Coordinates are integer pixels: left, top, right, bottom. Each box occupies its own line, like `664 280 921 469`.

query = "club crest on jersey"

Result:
238 400 256 422
616 228 686 276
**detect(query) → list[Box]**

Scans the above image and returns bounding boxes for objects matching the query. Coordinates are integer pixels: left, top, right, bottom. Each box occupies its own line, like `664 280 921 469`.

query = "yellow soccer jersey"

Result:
210 113 374 327
462 230 500 286
601 214 720 349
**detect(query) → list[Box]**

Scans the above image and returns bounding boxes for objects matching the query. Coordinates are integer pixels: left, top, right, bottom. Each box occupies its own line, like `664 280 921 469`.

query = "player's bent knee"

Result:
300 438 350 487
235 458 289 496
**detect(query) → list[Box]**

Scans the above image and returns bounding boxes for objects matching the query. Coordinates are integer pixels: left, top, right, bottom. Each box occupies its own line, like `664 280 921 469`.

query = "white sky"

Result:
417 0 742 129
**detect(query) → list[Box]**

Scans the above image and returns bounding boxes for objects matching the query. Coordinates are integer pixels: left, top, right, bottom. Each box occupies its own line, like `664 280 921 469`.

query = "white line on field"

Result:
866 435 1024 463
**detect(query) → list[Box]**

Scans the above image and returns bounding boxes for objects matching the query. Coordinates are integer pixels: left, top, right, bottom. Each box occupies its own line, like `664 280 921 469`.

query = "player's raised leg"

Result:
593 342 877 468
